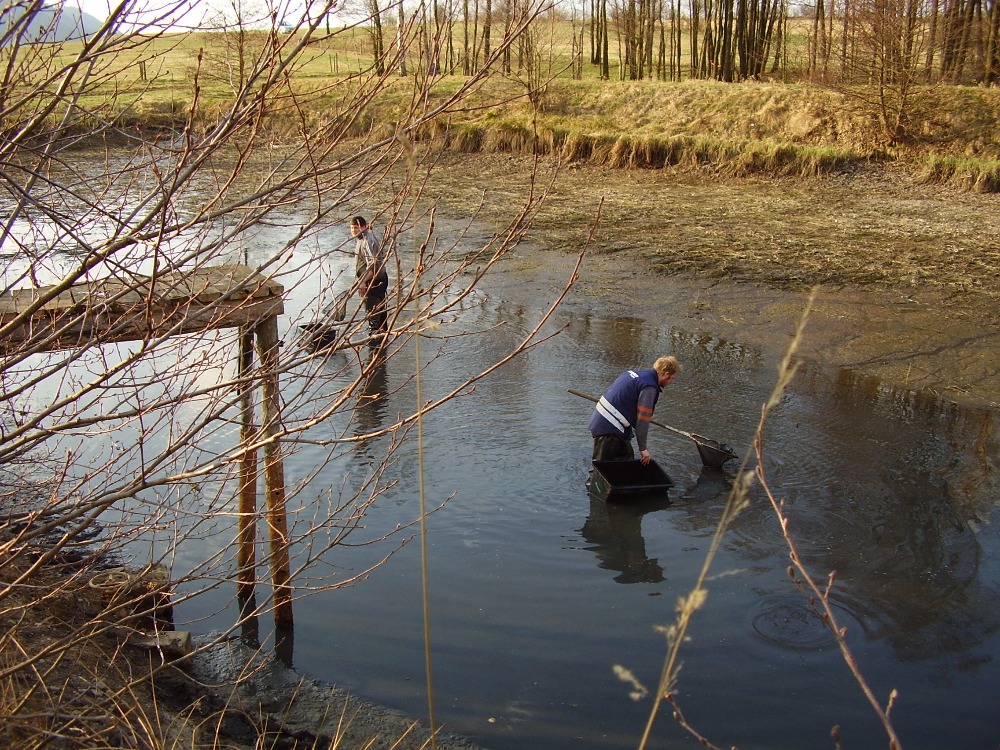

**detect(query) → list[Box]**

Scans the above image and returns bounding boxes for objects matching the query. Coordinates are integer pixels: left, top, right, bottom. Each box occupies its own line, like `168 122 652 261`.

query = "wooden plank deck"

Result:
0 264 284 354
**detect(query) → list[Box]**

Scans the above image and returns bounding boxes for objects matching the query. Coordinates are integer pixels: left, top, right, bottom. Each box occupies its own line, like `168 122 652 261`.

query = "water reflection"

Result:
83 216 997 750
567 312 765 383
828 367 999 519
572 316 649 369
703 362 1000 670
620 348 1000 675
678 468 734 503
817 475 999 666
579 495 669 584
355 358 389 436
238 593 261 648
274 625 295 669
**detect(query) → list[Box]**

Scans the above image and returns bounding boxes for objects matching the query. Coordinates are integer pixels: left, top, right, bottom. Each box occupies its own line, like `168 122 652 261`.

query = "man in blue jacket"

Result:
589 356 681 465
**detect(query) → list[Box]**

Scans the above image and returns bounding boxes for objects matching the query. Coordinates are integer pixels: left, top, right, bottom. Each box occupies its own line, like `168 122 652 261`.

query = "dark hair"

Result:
351 216 367 228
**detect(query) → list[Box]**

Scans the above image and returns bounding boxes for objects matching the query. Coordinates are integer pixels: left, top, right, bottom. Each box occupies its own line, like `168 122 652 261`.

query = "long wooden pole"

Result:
236 328 257 602
567 387 697 439
256 314 293 628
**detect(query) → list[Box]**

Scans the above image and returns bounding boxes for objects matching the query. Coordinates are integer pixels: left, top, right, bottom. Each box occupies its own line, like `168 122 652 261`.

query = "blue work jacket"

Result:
588 369 661 440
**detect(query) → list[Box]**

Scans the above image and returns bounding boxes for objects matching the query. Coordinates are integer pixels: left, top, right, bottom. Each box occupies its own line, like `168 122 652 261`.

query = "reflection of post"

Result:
275 625 294 668
238 592 260 648
237 329 257 602
255 314 293 628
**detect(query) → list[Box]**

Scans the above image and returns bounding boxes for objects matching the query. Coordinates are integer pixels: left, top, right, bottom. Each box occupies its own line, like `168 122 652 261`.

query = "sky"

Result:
66 0 343 31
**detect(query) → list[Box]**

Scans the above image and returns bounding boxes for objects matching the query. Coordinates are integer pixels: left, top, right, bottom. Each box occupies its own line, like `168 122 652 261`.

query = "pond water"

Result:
170 221 1000 750
7 210 999 750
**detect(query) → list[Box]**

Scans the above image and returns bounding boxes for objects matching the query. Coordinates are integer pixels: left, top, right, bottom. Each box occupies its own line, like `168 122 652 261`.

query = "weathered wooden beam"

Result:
256 314 292 628
0 265 284 355
237 328 258 603
0 265 295 630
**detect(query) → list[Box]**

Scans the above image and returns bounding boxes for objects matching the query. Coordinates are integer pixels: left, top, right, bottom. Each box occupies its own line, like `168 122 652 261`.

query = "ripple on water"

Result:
750 593 863 650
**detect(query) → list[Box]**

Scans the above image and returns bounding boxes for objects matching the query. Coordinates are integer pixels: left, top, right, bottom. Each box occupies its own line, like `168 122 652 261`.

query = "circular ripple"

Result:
751 596 840 649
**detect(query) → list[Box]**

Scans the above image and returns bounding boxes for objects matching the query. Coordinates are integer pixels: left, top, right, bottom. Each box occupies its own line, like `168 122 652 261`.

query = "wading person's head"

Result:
350 216 368 237
653 356 681 387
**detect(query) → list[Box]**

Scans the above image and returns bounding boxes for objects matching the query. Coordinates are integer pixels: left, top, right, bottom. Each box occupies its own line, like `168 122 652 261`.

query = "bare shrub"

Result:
0 0 571 744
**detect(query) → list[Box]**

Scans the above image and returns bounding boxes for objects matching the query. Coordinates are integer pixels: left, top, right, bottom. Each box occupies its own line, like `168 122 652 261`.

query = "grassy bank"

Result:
107 74 1000 188
38 27 1000 190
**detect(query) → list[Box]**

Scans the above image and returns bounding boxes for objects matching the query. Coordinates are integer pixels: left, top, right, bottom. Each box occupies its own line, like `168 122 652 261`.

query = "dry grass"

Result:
409 80 1000 187
0 540 482 750
418 117 869 177
29 29 1000 188
918 155 1000 193
0 555 170 749
0 481 255 750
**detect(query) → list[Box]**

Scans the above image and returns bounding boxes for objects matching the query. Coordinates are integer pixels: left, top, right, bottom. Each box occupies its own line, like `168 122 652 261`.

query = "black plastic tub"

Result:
589 459 673 503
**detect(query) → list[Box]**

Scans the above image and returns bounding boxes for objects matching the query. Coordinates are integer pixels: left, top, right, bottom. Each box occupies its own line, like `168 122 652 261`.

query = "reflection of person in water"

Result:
354 359 388 436
579 496 666 584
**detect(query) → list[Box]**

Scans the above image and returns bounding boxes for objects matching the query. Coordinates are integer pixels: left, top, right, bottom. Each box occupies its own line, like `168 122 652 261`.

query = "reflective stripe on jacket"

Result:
588 369 660 440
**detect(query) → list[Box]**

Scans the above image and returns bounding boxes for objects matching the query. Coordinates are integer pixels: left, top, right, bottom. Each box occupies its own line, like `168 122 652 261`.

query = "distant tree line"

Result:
359 0 998 84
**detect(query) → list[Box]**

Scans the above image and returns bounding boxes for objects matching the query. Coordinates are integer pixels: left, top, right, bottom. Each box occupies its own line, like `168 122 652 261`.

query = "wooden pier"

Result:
0 264 294 627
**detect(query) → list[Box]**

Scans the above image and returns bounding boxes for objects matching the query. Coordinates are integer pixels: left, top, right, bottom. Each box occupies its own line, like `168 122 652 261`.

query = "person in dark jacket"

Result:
351 215 389 334
588 356 681 465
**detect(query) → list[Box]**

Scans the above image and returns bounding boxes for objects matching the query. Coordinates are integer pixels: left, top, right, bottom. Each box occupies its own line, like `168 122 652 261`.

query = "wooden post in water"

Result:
255 313 293 628
236 328 258 602
0 264 292 626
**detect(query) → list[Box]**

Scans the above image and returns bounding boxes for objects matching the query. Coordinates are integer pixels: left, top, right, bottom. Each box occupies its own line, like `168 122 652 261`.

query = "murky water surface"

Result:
201 220 1000 749
9 211 1000 749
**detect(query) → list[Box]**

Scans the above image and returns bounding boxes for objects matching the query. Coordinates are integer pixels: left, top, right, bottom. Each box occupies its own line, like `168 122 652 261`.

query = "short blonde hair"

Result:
653 356 681 376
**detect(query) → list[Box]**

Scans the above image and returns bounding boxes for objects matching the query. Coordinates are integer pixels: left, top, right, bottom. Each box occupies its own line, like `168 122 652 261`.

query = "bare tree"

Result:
988 0 1000 83
202 0 273 91
844 0 927 141
397 0 409 75
368 0 387 75
601 0 611 77
0 0 570 744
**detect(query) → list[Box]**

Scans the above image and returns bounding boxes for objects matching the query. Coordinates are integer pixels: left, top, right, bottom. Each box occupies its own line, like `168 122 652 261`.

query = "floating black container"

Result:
589 459 673 503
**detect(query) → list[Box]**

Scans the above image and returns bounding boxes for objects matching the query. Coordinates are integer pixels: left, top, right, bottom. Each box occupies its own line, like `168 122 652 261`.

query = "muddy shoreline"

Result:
427 153 1000 411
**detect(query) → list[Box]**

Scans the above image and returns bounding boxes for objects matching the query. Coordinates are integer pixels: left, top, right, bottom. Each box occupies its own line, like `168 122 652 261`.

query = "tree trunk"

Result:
397 0 408 75
482 0 492 67
601 0 610 78
986 0 1000 83
369 0 386 75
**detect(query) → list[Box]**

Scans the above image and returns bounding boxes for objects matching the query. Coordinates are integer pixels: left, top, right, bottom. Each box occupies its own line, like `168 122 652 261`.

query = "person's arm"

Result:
356 232 377 294
635 386 657 464
369 232 384 276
